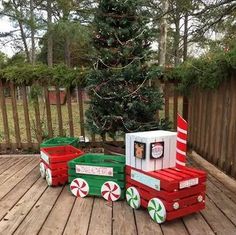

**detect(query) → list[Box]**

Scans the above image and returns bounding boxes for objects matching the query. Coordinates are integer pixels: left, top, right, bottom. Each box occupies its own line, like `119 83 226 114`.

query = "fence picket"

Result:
78 86 85 137
0 81 10 148
173 86 178 130
56 86 63 136
227 81 236 174
22 85 32 148
10 82 21 148
66 88 74 137
34 94 42 144
44 87 53 138
164 81 169 119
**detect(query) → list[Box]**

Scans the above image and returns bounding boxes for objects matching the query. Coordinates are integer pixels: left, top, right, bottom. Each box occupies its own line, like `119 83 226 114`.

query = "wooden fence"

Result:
188 76 236 179
0 80 183 152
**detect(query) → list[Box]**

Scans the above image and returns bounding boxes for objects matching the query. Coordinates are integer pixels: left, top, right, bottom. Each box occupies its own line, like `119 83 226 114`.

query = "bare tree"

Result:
159 0 168 66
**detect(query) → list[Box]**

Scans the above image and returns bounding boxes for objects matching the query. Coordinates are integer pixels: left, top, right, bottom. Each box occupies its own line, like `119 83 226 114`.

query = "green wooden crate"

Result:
68 154 125 201
40 137 79 148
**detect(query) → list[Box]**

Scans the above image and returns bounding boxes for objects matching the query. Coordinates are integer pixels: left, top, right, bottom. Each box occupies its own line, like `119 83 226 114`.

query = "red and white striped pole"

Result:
176 114 188 169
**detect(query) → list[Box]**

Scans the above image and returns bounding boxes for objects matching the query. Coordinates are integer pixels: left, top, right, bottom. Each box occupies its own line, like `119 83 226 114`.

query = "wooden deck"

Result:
0 154 236 235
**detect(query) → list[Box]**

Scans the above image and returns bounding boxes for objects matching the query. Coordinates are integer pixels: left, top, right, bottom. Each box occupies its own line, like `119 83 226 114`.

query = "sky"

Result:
0 16 15 57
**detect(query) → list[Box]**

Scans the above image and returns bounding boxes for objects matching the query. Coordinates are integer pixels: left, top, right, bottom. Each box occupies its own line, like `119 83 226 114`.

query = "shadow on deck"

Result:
0 152 235 235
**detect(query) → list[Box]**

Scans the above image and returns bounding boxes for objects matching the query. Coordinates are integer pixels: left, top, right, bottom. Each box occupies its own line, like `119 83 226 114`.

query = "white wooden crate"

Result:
125 130 177 172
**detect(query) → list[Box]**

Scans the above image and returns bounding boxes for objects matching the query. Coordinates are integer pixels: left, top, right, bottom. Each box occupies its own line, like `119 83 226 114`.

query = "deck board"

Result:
0 156 235 235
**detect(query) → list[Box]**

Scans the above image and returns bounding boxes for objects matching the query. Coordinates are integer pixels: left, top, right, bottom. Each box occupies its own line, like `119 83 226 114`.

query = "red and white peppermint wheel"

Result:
70 178 89 198
101 181 121 201
45 168 52 186
39 162 46 179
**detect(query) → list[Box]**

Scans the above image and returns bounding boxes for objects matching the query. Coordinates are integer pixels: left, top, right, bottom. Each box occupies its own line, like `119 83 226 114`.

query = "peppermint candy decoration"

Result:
70 178 89 198
126 187 141 209
148 198 166 224
101 181 121 201
39 162 46 179
45 168 52 186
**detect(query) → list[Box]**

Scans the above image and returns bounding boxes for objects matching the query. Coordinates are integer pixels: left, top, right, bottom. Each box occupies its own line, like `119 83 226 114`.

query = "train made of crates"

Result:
39 115 206 224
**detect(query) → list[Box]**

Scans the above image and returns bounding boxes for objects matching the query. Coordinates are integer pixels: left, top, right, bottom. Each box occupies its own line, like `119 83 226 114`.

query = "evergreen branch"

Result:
98 56 145 70
124 77 148 98
114 29 146 46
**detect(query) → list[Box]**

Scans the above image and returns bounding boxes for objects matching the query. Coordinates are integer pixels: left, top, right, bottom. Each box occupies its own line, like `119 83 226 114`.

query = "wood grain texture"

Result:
0 81 10 146
55 86 63 136
10 83 21 148
226 78 236 177
135 208 162 235
13 185 62 235
113 201 137 235
0 157 21 175
0 158 39 200
44 86 53 138
64 197 94 235
0 166 40 220
87 198 112 235
0 156 235 234
173 87 178 130
0 157 31 184
33 95 42 143
78 87 85 137
66 88 74 137
21 85 32 147
164 81 169 119
0 178 48 234
39 187 75 235
183 213 215 235
161 219 188 235
201 195 236 235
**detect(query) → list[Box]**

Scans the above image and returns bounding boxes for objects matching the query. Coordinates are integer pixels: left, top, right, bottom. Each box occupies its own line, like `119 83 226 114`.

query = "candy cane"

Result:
176 114 188 168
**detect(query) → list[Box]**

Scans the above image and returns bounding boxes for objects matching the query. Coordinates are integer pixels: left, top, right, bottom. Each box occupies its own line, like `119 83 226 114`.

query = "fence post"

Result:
77 86 85 137
55 86 63 136
66 87 74 137
44 86 53 138
22 85 32 148
182 96 189 121
10 82 21 149
0 81 10 149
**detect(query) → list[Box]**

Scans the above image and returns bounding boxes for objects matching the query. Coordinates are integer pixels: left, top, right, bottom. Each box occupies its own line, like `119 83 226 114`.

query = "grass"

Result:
0 97 183 144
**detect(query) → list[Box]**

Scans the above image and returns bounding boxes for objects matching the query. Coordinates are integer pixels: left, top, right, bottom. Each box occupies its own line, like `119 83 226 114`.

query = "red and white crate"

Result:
40 145 84 186
126 165 207 223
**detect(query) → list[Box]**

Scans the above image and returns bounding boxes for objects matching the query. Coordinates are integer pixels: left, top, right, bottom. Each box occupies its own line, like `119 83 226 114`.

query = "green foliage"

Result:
0 64 87 87
38 21 93 67
167 46 236 94
0 52 8 69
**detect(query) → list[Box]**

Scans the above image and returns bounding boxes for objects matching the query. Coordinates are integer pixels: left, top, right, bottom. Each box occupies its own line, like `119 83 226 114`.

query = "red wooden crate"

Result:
40 145 84 164
39 145 84 186
126 165 206 222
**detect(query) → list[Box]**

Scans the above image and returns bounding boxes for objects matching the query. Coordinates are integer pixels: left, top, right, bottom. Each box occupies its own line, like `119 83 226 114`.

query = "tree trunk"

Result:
159 0 169 66
18 20 31 63
174 16 181 66
30 0 36 65
183 11 188 61
47 0 53 67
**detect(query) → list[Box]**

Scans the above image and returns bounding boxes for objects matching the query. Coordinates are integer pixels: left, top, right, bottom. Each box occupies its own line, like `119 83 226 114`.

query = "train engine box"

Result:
40 145 84 186
125 115 207 223
68 154 125 201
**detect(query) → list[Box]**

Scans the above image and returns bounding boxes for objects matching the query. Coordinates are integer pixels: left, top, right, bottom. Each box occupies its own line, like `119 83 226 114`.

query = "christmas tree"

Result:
86 0 166 140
